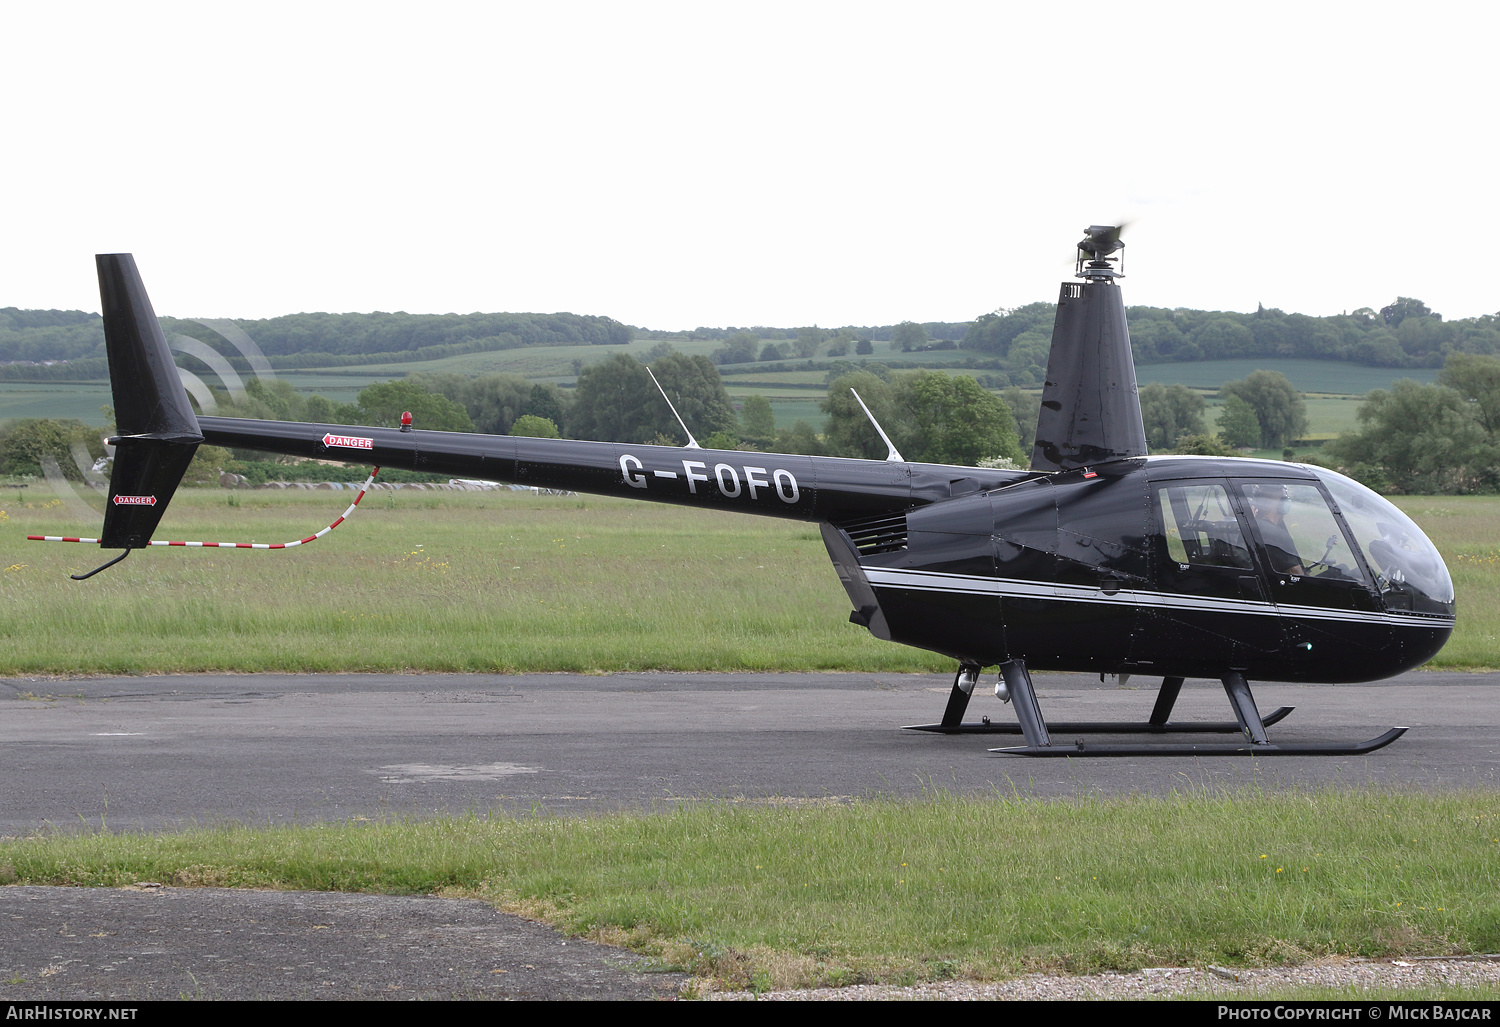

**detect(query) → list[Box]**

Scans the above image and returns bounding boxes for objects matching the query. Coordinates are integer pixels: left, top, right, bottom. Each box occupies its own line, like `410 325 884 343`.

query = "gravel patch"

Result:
701 957 1500 1000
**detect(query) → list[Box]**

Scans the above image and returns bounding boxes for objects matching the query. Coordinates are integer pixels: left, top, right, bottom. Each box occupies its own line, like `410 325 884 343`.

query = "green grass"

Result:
2 488 1493 674
191 348 1438 397
719 371 832 386
1137 360 1441 395
2 353 1444 440
1296 396 1365 437
309 337 715 380
721 393 824 429
1205 396 1363 443
1394 496 1500 669
1 488 943 675
5 789 1499 990
0 381 114 426
268 372 375 406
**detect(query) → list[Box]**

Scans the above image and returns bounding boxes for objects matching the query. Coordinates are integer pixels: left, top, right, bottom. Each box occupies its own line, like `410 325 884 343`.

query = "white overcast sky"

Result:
2 1 1493 330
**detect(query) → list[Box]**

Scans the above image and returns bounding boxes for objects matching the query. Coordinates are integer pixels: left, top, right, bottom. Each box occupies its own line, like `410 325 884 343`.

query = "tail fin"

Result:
97 254 203 549
1030 277 1147 472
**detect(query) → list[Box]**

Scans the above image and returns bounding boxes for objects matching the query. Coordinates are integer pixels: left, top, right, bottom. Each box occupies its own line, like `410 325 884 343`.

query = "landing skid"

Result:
908 706 1295 735
907 663 1407 757
990 727 1408 757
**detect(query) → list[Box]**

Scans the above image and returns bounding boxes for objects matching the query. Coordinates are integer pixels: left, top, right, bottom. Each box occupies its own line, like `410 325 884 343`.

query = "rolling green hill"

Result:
0 356 1447 434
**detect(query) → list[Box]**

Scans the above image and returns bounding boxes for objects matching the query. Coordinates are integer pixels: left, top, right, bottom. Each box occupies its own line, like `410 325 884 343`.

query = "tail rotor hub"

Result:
1075 224 1125 280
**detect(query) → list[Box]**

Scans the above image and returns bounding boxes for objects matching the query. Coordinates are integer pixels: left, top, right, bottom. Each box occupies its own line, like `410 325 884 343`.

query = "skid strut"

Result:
909 670 1291 736
913 706 1296 736
1150 676 1184 726
939 664 981 729
1001 660 1050 748
909 661 1408 756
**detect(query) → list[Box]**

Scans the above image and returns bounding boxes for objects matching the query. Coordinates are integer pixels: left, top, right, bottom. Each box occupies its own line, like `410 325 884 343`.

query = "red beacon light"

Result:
400 411 412 432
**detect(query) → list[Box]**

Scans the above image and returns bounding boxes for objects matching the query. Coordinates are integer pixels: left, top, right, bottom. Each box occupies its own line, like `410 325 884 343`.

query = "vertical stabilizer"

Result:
1030 231 1147 472
96 254 203 549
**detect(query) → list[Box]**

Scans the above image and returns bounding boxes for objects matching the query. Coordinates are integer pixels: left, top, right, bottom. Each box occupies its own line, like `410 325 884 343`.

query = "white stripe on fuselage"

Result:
860 567 1453 627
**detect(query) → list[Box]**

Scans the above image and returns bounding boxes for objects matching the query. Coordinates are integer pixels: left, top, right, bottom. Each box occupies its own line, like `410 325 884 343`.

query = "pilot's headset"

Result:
1249 483 1291 515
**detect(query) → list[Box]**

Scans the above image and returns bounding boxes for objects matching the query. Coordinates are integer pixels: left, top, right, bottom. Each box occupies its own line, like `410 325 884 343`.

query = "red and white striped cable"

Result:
28 467 381 549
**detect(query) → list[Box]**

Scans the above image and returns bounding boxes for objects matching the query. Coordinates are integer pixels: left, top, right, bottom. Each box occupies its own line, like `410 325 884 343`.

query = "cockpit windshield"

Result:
1310 467 1455 614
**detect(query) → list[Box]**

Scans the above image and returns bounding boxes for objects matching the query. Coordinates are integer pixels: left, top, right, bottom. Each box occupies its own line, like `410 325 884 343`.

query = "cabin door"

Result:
1147 480 1283 676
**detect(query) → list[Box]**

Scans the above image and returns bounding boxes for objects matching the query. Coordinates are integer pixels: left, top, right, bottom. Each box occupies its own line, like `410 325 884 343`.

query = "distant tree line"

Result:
0 308 633 377
634 320 970 345
963 298 1500 386
0 308 105 365
1128 371 1309 455
1146 353 1500 496
0 416 104 479
165 310 633 357
702 323 973 366
184 349 1030 468
1317 353 1500 494
815 367 1022 466
8 297 1494 383
10 351 1499 495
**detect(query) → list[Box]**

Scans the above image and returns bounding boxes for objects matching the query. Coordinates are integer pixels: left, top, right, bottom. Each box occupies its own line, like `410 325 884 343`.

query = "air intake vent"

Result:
1061 283 1082 300
839 512 908 555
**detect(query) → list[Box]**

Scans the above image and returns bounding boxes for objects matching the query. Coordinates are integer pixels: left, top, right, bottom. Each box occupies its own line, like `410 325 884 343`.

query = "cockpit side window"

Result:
1157 484 1252 569
1238 481 1370 587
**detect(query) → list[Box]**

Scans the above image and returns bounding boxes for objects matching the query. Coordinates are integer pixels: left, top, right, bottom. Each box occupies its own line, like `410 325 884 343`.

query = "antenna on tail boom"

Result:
647 367 702 449
850 389 905 463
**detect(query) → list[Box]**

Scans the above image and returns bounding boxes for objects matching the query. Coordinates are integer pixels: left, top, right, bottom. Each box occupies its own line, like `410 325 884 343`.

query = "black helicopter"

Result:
42 229 1455 755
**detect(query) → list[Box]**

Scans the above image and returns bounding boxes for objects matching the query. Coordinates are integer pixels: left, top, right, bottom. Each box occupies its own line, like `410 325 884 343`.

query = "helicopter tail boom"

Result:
194 414 1029 527
81 253 1029 559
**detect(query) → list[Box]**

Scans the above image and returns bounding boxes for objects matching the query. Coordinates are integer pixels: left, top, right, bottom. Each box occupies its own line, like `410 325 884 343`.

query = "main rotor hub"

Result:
1075 224 1125 280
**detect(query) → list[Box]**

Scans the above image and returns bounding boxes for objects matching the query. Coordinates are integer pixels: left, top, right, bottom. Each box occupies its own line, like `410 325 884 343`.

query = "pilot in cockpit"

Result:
1247 483 1306 576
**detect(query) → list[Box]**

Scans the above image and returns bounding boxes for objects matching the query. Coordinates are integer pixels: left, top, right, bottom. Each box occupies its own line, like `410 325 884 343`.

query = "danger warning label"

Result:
323 433 374 450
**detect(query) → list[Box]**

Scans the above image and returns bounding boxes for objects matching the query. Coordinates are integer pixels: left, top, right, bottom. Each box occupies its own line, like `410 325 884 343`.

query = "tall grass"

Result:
1393 496 1499 669
2 489 943 674
2 489 1492 674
